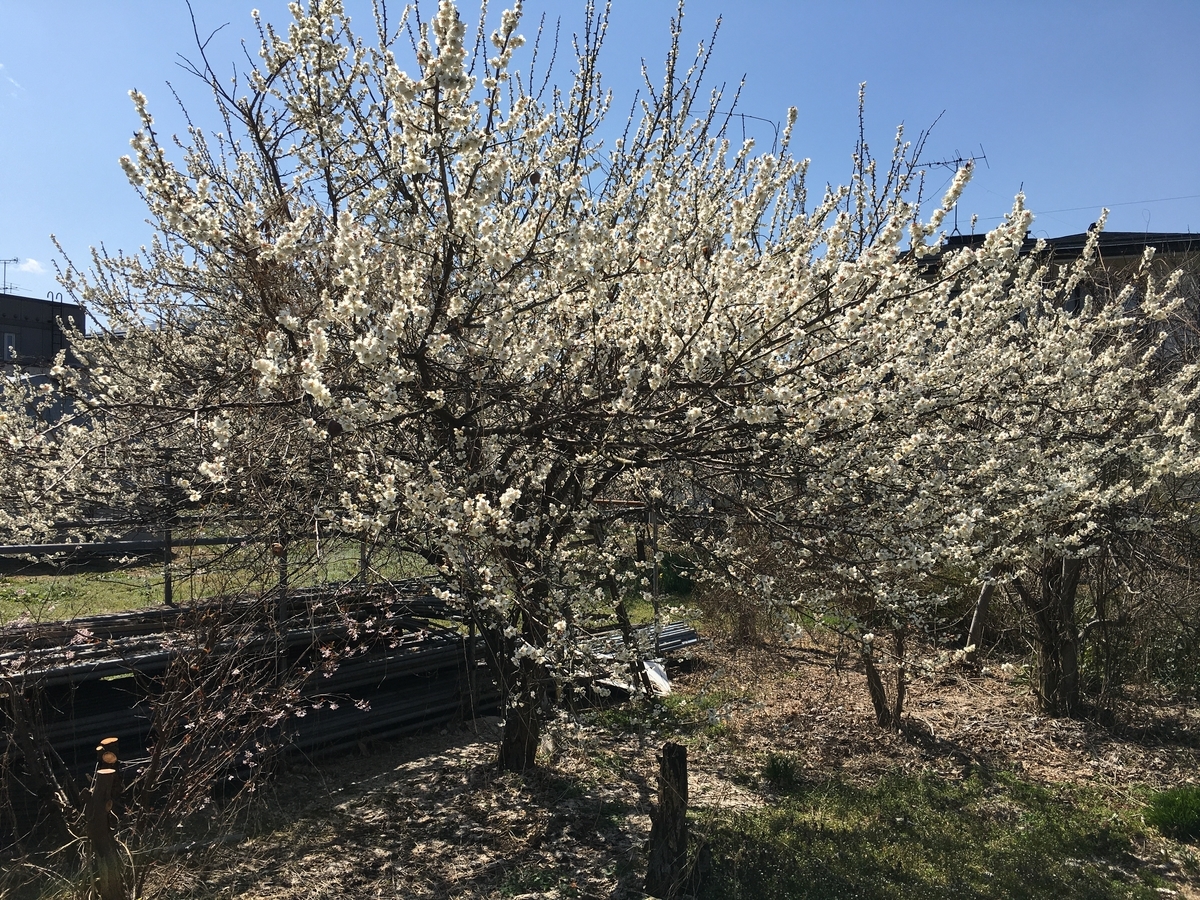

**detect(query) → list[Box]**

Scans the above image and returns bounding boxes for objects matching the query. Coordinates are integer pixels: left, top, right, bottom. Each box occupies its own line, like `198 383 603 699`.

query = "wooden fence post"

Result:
162 520 174 608
162 464 175 607
86 736 126 900
272 528 289 683
646 741 688 898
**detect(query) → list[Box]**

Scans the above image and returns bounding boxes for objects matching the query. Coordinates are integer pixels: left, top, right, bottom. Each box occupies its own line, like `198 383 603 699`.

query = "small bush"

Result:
762 751 800 791
1145 785 1200 841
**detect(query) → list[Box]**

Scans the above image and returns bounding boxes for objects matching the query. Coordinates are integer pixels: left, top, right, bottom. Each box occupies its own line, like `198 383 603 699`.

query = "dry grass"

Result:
56 634 1200 899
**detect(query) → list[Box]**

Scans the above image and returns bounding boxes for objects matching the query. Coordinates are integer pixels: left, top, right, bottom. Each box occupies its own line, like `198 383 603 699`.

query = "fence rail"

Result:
0 579 698 848
0 535 251 557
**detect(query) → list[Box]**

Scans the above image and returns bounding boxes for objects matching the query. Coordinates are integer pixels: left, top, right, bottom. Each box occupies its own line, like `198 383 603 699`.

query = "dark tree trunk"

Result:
497 676 544 772
862 644 893 728
463 576 550 773
502 577 553 772
861 630 907 729
966 580 996 658
1013 556 1084 717
645 742 689 899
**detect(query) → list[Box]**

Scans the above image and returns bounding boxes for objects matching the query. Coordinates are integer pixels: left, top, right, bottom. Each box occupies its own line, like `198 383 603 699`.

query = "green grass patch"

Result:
623 594 657 625
0 574 153 624
1144 785 1200 842
0 544 435 624
585 687 744 742
500 864 582 898
697 769 1162 900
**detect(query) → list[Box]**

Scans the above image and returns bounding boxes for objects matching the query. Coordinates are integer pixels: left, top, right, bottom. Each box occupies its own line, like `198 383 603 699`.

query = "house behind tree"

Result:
0 291 87 374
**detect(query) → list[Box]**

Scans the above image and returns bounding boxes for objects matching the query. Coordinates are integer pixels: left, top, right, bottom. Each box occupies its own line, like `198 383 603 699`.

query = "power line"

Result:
974 192 1200 222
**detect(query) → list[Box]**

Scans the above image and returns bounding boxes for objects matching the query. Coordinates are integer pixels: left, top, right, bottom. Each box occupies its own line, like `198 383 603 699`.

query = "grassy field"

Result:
0 542 435 624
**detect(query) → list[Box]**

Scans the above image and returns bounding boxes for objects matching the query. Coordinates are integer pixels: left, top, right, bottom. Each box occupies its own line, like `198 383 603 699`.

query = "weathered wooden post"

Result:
162 519 174 607
86 736 126 900
646 741 689 898
162 453 176 607
270 527 290 684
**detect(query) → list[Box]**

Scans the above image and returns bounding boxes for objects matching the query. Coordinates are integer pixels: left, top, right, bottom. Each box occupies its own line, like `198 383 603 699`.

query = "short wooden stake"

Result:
96 736 122 808
645 741 689 899
86 761 126 900
96 736 119 767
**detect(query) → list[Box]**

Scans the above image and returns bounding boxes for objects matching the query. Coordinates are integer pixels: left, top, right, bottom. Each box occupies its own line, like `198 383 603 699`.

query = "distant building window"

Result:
2 333 15 361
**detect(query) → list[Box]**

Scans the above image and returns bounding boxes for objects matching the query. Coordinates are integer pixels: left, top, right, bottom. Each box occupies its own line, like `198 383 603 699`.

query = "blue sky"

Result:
1 0 1198 300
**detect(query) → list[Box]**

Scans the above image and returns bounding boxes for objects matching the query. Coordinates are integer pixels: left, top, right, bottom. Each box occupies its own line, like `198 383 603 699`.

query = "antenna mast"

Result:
915 145 989 234
0 258 17 293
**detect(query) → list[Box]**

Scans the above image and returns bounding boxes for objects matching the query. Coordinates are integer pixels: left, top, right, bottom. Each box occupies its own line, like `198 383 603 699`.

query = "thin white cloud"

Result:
17 259 45 275
0 62 23 95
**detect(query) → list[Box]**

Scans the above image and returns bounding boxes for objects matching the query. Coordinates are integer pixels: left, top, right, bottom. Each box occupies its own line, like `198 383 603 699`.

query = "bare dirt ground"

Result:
158 637 1200 899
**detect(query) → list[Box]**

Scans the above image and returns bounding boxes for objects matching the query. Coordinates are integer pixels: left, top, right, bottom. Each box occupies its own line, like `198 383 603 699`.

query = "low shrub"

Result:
762 751 800 791
1144 785 1200 841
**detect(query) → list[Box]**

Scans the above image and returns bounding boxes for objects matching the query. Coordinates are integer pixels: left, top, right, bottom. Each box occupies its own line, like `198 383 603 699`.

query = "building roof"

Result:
0 292 87 329
0 291 87 367
942 230 1200 259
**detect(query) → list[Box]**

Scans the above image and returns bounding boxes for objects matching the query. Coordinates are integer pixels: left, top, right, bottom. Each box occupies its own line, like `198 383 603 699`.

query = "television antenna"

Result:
914 145 989 235
0 258 17 293
916 144 989 173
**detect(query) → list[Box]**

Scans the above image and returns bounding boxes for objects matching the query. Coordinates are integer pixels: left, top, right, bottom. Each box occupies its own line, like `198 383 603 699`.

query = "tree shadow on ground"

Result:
185 718 656 900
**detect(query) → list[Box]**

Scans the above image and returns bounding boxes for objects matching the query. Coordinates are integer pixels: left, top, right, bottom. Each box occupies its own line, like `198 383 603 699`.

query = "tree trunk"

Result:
861 642 893 729
861 630 907 728
497 678 543 772
464 576 550 773
645 742 689 899
965 580 996 658
1013 557 1084 717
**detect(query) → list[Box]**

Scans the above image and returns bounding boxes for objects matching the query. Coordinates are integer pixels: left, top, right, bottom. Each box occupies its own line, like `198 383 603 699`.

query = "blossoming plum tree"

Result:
4 0 1198 781
776 202 1200 721
10 0 847 770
